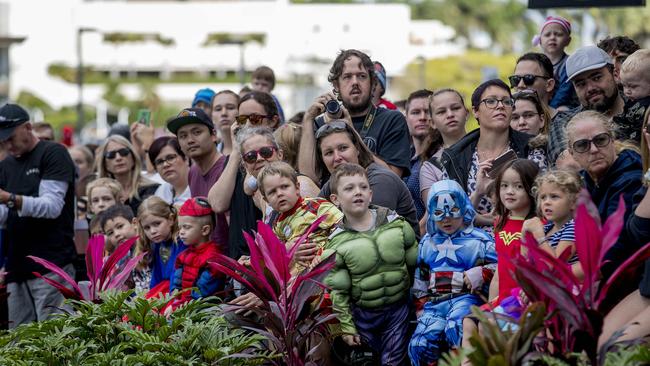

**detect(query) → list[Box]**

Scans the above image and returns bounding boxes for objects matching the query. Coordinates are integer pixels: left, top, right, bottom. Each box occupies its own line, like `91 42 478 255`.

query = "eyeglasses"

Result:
104 148 131 160
571 132 612 153
236 114 273 125
242 146 277 164
315 120 349 140
480 97 515 109
508 74 549 89
511 112 540 121
154 153 179 168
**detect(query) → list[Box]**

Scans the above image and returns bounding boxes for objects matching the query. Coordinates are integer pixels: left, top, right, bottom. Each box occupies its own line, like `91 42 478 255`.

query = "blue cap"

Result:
191 88 216 108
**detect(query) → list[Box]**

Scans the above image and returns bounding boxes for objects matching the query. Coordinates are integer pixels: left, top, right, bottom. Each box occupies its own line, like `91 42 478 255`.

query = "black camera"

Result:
325 99 342 117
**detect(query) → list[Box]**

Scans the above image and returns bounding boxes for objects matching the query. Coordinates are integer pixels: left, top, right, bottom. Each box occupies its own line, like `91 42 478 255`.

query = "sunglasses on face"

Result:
315 120 349 140
104 148 131 160
480 97 515 109
236 114 272 125
572 132 612 153
508 74 549 89
154 153 179 168
242 146 277 164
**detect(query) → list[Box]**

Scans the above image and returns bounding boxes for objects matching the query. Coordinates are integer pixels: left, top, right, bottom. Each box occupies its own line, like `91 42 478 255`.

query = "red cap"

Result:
179 197 213 217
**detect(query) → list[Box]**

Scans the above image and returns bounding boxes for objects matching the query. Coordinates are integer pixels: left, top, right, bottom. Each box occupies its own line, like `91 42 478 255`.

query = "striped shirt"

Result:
544 219 578 264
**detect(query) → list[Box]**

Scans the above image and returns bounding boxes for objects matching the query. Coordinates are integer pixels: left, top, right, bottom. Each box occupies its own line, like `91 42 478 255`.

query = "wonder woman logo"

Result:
499 231 521 246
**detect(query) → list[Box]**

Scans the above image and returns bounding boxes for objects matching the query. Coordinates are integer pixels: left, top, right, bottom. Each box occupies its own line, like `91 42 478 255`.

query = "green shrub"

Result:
0 291 274 365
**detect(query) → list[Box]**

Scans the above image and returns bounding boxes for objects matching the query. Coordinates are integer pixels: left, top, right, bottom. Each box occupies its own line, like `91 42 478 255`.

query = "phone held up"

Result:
136 109 151 126
485 149 518 178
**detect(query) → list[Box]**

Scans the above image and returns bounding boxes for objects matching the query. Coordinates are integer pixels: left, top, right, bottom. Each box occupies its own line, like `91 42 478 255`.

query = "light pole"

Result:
76 27 96 133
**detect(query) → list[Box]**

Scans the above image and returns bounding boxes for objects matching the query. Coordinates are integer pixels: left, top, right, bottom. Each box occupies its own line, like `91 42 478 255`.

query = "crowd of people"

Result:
0 14 649 365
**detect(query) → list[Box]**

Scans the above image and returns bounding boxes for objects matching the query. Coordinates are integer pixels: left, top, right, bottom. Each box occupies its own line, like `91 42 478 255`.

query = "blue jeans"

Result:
7 263 75 328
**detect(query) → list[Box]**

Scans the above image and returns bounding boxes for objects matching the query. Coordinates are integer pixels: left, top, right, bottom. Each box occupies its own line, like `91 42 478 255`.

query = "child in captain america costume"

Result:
408 180 497 365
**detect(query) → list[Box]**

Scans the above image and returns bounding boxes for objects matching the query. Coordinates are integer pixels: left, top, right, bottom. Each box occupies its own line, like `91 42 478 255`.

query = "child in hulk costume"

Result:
321 163 418 366
408 179 497 365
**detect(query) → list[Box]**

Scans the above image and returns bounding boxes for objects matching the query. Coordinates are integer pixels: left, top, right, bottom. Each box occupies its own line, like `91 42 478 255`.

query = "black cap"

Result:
166 108 214 135
0 103 30 141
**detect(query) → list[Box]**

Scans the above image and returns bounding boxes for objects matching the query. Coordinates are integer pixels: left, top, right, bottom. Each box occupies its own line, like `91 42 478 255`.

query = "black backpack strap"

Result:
427 155 444 171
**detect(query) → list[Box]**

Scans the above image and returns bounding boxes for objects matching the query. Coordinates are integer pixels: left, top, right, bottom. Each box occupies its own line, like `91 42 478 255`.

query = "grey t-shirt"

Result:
319 163 418 233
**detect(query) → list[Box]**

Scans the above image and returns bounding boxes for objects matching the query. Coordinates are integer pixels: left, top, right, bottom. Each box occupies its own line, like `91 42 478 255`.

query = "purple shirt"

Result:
188 154 229 252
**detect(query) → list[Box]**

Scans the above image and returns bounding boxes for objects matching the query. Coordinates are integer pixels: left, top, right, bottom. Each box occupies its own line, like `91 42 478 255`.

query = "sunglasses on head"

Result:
242 146 277 164
236 114 272 125
508 74 549 89
512 89 540 100
104 148 131 160
194 197 211 208
572 132 612 153
315 120 349 140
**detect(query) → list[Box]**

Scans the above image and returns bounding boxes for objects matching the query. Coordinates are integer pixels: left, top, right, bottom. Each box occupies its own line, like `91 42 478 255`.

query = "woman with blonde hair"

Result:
566 110 643 281
95 135 159 214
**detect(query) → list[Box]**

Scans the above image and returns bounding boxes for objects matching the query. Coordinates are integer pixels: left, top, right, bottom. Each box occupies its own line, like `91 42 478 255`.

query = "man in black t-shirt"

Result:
0 104 76 328
299 49 411 180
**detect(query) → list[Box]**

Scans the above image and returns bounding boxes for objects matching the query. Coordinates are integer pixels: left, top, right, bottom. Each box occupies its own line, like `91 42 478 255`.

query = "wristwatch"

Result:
6 193 16 209
644 168 650 186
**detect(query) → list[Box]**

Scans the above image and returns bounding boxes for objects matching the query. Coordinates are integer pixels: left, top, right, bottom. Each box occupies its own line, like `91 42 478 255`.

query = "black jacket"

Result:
439 128 533 192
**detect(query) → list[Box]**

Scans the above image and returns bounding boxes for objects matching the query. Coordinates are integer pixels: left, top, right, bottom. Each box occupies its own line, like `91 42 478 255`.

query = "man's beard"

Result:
588 88 619 113
343 93 372 116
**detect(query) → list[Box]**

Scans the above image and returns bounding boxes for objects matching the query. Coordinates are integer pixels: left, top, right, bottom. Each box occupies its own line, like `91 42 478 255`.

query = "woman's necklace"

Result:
477 142 509 163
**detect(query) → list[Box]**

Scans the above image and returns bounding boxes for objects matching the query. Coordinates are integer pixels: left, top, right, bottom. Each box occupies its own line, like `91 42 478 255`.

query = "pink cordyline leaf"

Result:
521 232 580 291
99 237 137 290
289 254 335 303
597 241 650 308
515 265 587 329
574 203 602 291
85 234 105 292
286 254 335 330
27 255 84 299
30 271 83 300
247 229 287 292
257 222 294 286
576 189 601 226
598 196 626 265
208 257 276 301
288 215 328 261
242 231 279 301
106 252 147 290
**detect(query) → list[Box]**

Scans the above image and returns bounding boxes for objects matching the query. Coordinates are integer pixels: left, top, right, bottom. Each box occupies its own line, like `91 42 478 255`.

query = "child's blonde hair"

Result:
273 123 302 169
620 49 650 78
533 169 583 212
135 196 179 270
257 161 299 198
86 178 124 213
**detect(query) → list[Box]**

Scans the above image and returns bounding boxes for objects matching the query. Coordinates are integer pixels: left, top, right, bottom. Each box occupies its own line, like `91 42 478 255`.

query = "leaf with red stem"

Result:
99 237 137 290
